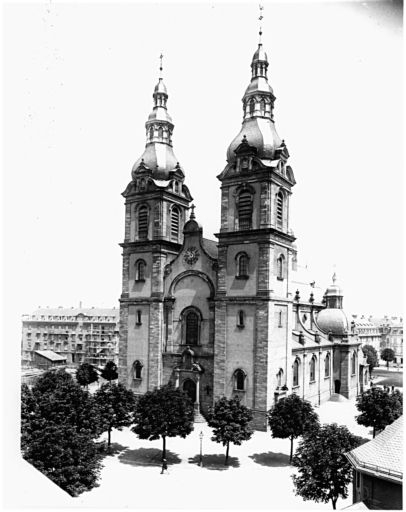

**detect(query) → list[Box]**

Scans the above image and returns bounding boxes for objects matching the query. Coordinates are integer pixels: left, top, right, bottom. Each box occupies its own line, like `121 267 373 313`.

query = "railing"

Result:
348 453 402 480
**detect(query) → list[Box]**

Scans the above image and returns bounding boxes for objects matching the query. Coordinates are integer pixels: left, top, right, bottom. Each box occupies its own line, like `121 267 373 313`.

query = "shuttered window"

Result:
276 192 283 229
138 206 148 239
171 207 180 240
238 192 252 230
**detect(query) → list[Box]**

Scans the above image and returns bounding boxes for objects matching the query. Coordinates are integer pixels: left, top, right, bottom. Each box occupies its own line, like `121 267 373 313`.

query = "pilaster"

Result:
213 301 227 399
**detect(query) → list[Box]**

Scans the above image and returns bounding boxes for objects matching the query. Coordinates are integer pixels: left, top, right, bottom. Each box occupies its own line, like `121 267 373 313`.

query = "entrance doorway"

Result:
335 379 341 393
183 379 196 403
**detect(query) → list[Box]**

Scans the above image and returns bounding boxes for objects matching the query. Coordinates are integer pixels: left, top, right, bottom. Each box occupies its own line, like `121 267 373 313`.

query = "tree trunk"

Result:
225 441 230 465
162 436 166 461
373 425 376 438
331 497 337 510
290 436 294 463
108 428 111 448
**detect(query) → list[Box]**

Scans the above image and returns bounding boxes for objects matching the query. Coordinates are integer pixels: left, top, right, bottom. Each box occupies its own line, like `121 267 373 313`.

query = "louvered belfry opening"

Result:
138 206 148 239
238 191 252 230
171 207 180 240
276 191 283 229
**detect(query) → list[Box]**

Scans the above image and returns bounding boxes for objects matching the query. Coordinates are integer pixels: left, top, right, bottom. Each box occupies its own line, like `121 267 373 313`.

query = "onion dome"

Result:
226 43 282 162
132 76 181 180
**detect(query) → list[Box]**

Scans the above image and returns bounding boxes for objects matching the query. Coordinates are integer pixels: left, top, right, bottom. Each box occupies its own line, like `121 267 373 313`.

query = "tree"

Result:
207 395 253 465
21 369 104 497
131 382 194 460
94 382 136 448
355 387 403 438
268 394 320 462
362 345 379 377
380 347 395 369
100 360 118 384
76 362 99 388
292 423 363 509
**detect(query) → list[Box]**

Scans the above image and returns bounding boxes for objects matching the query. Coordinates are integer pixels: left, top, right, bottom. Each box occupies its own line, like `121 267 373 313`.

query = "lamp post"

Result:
199 431 204 467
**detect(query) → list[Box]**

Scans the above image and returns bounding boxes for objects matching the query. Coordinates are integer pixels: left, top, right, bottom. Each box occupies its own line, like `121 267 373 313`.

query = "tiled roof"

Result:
34 350 67 362
202 238 218 259
346 416 403 483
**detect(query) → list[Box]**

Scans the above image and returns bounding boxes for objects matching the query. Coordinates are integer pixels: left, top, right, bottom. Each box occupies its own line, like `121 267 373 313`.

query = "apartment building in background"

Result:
21 306 120 368
351 316 381 353
369 316 403 366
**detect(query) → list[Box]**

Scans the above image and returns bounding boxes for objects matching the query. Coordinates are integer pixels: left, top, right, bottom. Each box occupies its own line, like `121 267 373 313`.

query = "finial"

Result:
190 204 196 220
258 5 264 44
159 53 164 78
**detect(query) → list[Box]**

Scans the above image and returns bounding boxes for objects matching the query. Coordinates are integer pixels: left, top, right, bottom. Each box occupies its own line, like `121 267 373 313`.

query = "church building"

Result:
118 41 368 430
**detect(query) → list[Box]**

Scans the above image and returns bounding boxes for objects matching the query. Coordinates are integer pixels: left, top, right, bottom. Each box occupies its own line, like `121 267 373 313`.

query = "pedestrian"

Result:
392 385 395 393
161 458 168 475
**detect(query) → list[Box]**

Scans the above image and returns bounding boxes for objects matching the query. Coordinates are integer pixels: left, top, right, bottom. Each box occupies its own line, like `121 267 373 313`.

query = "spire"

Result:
226 16 283 163
131 55 182 180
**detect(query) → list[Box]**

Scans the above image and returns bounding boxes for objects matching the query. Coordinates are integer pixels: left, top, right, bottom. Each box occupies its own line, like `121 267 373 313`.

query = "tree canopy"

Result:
100 361 118 383
268 393 320 462
292 423 363 510
21 370 104 497
355 387 403 437
94 382 136 447
380 348 396 369
75 362 99 388
131 382 194 460
362 345 379 377
207 395 253 465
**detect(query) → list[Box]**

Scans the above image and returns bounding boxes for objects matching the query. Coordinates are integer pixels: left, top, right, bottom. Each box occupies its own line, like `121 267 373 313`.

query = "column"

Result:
194 374 201 415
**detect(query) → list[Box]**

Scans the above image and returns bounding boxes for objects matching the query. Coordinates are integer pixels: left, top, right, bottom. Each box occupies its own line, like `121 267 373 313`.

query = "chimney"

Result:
79 301 82 309
352 315 358 319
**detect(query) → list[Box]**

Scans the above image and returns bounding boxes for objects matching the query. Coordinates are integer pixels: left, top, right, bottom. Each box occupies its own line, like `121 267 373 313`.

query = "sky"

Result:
3 0 404 338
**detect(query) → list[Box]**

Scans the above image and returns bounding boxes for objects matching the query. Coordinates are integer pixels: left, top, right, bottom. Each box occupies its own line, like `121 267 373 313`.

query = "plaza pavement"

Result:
73 397 374 510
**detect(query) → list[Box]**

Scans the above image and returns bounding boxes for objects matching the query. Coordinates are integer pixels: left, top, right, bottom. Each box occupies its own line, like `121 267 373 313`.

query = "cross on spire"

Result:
258 5 264 43
159 53 164 78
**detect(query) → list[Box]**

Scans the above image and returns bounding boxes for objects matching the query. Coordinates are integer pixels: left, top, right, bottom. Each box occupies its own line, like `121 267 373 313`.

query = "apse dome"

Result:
316 308 349 336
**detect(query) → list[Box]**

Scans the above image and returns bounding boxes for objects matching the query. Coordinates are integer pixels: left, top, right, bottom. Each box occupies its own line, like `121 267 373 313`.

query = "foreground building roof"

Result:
346 416 403 484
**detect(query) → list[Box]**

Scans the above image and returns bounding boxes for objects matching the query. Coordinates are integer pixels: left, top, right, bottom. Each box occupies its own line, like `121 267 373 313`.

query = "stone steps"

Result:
329 393 349 403
194 412 206 423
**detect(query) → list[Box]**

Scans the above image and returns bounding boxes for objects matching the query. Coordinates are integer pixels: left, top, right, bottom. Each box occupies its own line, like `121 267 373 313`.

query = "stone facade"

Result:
118 42 364 430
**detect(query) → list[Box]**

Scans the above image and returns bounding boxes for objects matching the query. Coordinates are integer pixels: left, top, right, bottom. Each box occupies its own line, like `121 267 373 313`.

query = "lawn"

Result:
372 369 403 388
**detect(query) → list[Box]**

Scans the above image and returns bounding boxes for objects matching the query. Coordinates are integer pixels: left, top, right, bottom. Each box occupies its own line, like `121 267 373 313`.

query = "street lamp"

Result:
199 431 204 467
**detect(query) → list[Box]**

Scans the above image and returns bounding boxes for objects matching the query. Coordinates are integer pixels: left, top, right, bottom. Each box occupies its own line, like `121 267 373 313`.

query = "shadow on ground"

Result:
118 447 181 467
249 451 291 467
105 442 128 457
188 453 240 470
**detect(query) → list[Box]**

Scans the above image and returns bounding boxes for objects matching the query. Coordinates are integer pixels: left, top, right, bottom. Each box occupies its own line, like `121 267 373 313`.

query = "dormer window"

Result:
174 181 179 193
241 157 249 170
140 179 146 192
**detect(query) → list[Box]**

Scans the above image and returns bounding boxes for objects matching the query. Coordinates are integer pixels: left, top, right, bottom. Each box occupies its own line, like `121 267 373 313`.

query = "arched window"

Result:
136 310 142 325
277 255 284 279
236 252 249 278
138 205 148 239
260 98 266 115
234 369 246 391
325 353 330 377
276 191 284 229
241 157 249 170
133 360 143 379
237 310 245 328
238 191 252 230
136 260 146 281
174 181 179 193
249 99 255 116
310 355 316 382
293 359 299 387
149 127 154 141
171 207 180 241
140 179 146 192
352 352 356 375
186 311 199 345
277 368 284 387
158 126 163 139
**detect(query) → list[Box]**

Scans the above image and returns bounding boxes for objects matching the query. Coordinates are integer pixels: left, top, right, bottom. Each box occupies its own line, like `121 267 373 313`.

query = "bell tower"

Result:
119 58 193 392
213 39 297 430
